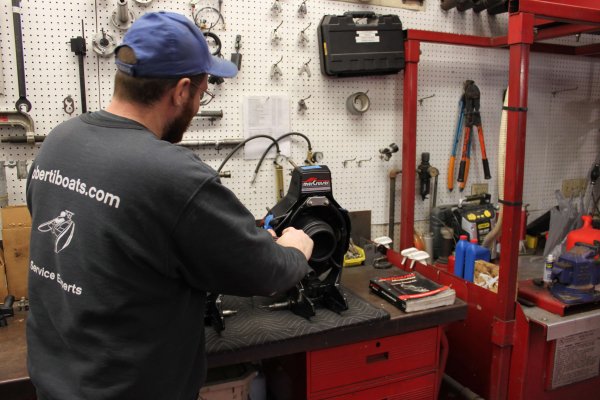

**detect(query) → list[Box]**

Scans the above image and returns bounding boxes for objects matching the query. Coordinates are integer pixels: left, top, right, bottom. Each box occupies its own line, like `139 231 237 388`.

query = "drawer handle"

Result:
366 351 389 364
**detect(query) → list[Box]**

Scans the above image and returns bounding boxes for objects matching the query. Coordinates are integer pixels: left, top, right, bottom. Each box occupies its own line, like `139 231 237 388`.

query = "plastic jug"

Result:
464 239 491 282
566 215 600 251
454 235 469 278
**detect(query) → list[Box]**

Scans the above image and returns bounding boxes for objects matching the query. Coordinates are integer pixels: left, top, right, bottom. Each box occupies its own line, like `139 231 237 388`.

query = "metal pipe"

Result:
117 0 129 24
400 39 420 251
194 110 224 119
177 138 243 149
388 169 402 243
1 135 44 143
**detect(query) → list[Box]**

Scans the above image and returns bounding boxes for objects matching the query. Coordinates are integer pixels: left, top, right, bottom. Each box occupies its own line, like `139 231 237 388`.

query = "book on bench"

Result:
369 271 456 312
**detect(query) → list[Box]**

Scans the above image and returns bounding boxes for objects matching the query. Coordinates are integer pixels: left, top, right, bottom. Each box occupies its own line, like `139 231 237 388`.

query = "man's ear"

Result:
171 78 192 107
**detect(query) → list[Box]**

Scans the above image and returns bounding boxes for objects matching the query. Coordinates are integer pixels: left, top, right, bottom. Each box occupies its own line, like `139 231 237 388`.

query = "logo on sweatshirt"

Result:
38 211 75 253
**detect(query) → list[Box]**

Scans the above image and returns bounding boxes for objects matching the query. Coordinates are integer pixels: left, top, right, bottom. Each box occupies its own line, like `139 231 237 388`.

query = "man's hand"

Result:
276 227 314 260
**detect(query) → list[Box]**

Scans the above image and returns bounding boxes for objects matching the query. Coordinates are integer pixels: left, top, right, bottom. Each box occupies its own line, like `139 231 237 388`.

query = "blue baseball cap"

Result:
115 11 237 79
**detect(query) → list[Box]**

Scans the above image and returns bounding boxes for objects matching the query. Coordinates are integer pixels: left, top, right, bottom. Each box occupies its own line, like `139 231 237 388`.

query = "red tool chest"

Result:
306 327 440 399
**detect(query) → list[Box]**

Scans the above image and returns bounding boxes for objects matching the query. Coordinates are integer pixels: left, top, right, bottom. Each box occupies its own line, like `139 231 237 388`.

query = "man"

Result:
26 11 313 400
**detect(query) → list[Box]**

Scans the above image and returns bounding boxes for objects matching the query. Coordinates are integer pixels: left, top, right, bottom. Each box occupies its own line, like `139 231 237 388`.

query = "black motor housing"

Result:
265 165 350 317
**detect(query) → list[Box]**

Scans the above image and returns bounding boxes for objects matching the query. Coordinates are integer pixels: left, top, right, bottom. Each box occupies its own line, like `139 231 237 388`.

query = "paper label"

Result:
355 31 380 43
551 328 600 389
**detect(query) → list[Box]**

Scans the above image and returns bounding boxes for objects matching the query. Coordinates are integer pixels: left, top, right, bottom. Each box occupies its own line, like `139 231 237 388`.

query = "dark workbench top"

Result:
0 265 467 389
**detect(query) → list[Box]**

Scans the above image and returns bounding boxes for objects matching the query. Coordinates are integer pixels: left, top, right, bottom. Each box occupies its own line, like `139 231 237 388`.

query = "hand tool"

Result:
70 21 88 114
457 80 491 187
379 143 399 161
458 131 473 192
230 35 242 70
417 152 431 200
0 110 36 143
12 0 32 113
447 97 465 191
429 166 439 209
63 95 75 115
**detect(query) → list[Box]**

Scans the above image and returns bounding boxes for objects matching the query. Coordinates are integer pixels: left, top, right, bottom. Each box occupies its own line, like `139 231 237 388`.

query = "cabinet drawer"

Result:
307 328 438 394
330 372 437 400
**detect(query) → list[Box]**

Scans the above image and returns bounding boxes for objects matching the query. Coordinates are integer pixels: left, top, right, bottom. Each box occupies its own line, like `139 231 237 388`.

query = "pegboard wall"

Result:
0 0 599 236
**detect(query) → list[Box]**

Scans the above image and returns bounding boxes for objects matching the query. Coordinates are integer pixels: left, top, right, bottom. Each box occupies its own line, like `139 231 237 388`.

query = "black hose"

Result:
217 135 280 173
253 132 312 177
203 31 222 56
193 6 225 31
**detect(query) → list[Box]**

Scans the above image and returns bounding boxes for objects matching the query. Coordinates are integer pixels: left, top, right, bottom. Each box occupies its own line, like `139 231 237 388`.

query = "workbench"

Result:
0 265 466 400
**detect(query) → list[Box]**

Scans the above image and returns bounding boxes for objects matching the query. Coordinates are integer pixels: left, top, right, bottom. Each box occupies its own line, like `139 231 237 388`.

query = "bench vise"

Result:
550 244 600 305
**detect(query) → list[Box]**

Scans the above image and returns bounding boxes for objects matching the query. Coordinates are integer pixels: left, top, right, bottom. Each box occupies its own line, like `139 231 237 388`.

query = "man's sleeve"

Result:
169 177 311 296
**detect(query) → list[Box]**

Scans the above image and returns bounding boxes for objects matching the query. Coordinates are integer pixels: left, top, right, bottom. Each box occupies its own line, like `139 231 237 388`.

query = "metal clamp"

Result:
0 110 36 143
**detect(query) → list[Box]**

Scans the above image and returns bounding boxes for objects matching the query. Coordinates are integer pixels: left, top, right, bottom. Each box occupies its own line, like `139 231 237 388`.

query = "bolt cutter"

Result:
457 80 491 189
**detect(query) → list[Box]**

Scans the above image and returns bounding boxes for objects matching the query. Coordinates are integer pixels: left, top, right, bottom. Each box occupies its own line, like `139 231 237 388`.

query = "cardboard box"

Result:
0 248 8 299
198 364 257 400
2 206 32 299
474 260 499 293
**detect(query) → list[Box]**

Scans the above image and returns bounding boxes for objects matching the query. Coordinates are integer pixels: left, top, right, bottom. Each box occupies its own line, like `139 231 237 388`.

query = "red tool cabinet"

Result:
306 327 441 400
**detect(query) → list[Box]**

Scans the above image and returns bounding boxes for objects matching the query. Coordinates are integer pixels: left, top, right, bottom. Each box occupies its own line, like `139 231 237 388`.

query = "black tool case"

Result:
318 12 405 77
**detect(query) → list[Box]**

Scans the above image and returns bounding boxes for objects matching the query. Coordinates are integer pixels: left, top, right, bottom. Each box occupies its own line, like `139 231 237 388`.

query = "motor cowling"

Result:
265 165 350 318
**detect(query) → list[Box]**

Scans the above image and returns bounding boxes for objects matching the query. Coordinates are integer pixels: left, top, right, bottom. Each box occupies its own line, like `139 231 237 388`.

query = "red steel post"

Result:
489 12 534 400
400 39 420 251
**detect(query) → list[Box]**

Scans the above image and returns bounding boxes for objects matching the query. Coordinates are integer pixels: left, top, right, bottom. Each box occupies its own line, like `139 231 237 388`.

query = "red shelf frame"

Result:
397 2 600 399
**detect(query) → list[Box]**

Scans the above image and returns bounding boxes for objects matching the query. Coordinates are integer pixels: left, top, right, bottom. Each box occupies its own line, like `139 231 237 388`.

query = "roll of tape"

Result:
346 92 370 115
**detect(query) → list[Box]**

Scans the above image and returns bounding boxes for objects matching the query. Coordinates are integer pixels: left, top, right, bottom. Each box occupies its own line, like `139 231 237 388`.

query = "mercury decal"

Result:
302 177 331 192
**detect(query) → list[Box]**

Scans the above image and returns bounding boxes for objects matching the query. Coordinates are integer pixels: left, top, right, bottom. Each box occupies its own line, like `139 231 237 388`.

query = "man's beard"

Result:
163 98 196 144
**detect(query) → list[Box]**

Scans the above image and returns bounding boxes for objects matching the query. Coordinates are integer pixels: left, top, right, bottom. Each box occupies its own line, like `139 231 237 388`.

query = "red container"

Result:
566 215 600 251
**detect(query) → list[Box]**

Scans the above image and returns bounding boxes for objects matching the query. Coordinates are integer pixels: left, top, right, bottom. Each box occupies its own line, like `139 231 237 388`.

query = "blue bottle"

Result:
464 239 491 282
454 235 469 278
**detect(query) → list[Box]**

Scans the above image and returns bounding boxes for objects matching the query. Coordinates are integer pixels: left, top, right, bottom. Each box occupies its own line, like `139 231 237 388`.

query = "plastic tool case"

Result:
318 12 405 77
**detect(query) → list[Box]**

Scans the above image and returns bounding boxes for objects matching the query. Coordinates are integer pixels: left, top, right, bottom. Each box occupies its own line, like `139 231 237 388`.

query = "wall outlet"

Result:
472 183 489 195
562 178 587 197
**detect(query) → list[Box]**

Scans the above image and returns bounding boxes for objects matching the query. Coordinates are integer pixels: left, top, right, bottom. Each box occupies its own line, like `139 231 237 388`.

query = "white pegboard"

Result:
0 0 599 230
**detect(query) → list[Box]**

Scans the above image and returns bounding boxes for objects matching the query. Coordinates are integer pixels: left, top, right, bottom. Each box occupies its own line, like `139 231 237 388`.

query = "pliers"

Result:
457 80 491 189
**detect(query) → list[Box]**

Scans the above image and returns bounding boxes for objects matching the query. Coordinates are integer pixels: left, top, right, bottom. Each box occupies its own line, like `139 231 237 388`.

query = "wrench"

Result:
12 0 32 113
